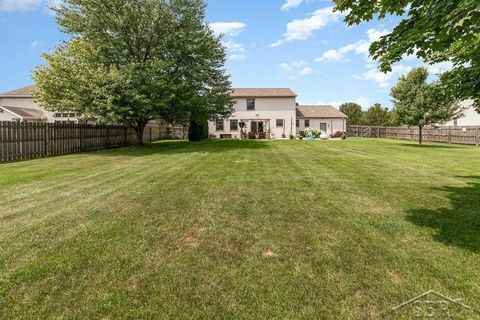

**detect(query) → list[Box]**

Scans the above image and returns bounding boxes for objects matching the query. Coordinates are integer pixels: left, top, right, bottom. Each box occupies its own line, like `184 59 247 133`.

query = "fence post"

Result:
476 126 479 147
448 128 452 144
45 123 50 156
106 126 110 147
124 126 128 146
411 128 413 141
149 127 152 142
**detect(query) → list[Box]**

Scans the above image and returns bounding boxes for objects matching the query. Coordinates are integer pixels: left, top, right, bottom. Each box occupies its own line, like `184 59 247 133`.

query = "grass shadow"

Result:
406 176 480 252
96 139 272 157
397 143 462 149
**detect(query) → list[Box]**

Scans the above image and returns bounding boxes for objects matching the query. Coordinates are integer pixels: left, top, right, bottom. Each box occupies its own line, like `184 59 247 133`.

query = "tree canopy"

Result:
362 103 393 126
34 0 233 143
339 102 363 125
391 67 463 144
333 0 480 111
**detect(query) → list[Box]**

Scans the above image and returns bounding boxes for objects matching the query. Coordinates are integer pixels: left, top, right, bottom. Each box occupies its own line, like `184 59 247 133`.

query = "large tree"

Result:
333 0 480 111
362 103 393 126
391 68 463 145
339 102 363 125
33 0 233 144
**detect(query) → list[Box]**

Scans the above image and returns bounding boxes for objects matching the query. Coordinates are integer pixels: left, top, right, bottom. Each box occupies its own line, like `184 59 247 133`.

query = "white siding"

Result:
444 100 480 126
0 97 78 123
0 108 20 121
209 97 297 139
296 118 346 134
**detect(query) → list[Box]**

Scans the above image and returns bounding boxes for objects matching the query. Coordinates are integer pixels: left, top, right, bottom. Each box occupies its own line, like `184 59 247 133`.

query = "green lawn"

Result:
1 138 479 319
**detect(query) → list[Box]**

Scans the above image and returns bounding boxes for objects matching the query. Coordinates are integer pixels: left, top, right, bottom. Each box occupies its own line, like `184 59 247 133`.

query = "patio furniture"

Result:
248 132 256 139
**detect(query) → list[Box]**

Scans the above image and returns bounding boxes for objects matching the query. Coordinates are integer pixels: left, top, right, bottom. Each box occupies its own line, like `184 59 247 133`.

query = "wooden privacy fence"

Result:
0 121 185 162
348 125 480 146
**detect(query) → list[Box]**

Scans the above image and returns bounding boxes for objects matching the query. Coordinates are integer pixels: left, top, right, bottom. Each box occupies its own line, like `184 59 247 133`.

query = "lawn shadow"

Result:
397 143 461 149
96 139 272 157
406 176 480 252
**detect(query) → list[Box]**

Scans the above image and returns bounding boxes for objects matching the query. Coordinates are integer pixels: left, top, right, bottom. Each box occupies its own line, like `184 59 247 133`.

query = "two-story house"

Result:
209 88 347 139
209 88 297 139
0 85 80 123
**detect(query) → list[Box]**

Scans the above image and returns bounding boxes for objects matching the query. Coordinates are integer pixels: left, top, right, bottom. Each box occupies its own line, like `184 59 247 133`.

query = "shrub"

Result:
304 128 321 138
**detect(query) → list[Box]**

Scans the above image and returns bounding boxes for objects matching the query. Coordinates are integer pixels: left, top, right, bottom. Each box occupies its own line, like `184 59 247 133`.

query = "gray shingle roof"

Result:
231 88 297 98
296 105 348 118
0 85 36 97
0 106 45 120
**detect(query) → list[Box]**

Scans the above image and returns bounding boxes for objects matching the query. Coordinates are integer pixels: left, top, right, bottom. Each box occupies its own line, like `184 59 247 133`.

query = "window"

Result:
305 120 310 127
247 98 255 111
454 119 458 127
54 113 62 118
62 113 69 118
276 119 284 127
296 120 300 127
69 113 76 118
230 120 238 131
216 119 224 131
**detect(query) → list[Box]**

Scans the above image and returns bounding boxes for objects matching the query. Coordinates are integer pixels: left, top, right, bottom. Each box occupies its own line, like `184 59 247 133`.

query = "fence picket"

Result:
348 125 480 147
0 122 182 162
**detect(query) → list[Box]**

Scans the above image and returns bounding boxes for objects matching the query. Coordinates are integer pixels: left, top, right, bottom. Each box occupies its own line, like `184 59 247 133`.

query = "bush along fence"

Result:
0 121 186 162
347 125 480 146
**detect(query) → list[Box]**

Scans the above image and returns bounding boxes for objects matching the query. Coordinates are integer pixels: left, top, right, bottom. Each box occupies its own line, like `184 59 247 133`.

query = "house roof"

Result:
296 105 348 119
0 106 45 120
231 88 297 98
0 85 36 97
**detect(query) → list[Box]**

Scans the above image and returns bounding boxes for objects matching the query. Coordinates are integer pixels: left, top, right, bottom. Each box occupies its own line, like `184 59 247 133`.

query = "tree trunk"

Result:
135 121 148 145
419 126 423 145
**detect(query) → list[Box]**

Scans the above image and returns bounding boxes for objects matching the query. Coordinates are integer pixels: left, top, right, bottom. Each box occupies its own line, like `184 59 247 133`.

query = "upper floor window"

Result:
276 119 284 127
54 113 62 118
230 120 238 131
247 98 255 111
216 119 224 131
305 120 310 128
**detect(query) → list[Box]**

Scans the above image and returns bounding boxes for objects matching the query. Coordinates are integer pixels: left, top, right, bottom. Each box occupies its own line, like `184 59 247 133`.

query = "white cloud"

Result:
0 0 60 12
0 0 62 14
270 7 342 47
426 61 454 75
315 96 369 109
279 63 291 71
210 22 246 37
229 54 247 61
356 64 413 88
281 0 303 11
315 26 389 63
224 40 247 61
315 48 348 63
0 0 40 11
278 61 314 76
299 67 314 75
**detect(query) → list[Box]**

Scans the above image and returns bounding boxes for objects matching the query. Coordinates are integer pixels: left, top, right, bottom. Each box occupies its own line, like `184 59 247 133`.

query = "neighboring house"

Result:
296 105 347 135
0 85 79 123
209 88 347 139
445 100 480 127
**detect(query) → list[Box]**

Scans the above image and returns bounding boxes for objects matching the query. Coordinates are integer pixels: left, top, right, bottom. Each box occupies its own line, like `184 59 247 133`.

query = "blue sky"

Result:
0 0 452 109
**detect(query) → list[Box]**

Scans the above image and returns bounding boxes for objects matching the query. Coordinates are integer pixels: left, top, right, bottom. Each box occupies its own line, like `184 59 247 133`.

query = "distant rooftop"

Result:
296 105 348 119
231 88 297 98
0 85 36 97
0 106 45 120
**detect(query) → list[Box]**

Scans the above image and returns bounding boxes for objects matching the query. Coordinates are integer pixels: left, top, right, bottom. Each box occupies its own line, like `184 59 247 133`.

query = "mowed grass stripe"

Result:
0 139 479 319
